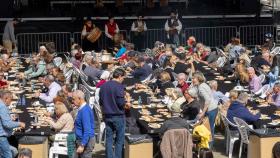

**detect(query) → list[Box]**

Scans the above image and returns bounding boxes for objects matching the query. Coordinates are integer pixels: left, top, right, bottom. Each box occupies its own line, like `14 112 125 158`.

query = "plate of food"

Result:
148 123 161 129
224 81 232 84
260 114 271 120
151 99 161 103
205 67 211 70
156 104 165 108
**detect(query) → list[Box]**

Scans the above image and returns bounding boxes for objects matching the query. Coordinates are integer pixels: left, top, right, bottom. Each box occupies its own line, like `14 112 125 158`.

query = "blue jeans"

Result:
105 116 125 158
206 108 218 140
0 137 12 158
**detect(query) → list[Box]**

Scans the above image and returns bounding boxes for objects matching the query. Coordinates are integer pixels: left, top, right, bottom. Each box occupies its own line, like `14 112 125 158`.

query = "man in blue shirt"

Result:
72 90 95 158
99 68 129 158
0 90 25 158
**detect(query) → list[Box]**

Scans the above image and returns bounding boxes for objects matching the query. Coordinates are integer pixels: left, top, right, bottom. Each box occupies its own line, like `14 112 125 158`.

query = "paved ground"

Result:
92 133 246 158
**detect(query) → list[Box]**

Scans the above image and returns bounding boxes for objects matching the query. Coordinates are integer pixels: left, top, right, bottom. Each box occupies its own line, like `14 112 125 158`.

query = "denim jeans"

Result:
206 108 218 140
105 116 125 158
0 137 12 158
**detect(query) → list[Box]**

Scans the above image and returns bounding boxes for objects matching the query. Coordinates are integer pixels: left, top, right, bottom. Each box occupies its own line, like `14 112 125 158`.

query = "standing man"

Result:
164 10 182 47
72 90 95 158
105 16 120 51
2 18 19 55
131 14 147 51
0 90 25 158
99 68 129 158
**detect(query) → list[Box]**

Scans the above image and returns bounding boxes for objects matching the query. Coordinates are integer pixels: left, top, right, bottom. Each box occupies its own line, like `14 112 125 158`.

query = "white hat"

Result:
100 71 110 80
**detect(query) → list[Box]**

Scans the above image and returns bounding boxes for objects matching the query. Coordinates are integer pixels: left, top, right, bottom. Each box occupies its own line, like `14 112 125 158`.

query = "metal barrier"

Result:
13 25 278 54
185 26 238 47
239 25 276 47
72 30 128 50
16 32 72 54
0 34 2 45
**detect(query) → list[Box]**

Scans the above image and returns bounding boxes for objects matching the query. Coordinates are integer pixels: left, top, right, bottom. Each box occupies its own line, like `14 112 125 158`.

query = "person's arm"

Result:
0 107 20 129
268 94 280 106
175 20 182 32
116 87 126 108
198 86 210 118
105 25 112 39
24 67 33 76
81 109 93 146
115 24 120 33
143 22 147 31
81 26 87 39
241 107 261 122
48 116 66 131
131 22 137 31
164 20 170 31
29 64 46 78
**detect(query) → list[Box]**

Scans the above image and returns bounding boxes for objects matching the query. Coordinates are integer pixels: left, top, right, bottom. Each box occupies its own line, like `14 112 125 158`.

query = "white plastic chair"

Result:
233 117 252 158
141 74 153 83
221 115 239 158
49 133 68 158
255 84 270 98
53 57 62 67
259 74 266 84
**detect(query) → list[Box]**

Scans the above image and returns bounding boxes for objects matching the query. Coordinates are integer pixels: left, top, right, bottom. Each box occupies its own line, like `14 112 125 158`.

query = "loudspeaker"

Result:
0 0 13 18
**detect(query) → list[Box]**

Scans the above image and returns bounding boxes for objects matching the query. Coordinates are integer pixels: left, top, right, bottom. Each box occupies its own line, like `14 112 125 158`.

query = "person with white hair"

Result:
176 73 189 92
96 71 110 88
227 92 260 124
247 67 262 93
72 90 95 158
209 80 229 104
83 59 103 82
34 75 61 103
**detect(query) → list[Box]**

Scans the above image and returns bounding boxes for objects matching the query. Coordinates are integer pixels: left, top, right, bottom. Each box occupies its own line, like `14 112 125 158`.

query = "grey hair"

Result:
208 80 218 89
0 90 12 99
237 92 249 104
193 71 206 83
73 90 85 100
177 73 187 80
45 75 55 82
274 83 280 88
187 87 198 98
18 148 32 158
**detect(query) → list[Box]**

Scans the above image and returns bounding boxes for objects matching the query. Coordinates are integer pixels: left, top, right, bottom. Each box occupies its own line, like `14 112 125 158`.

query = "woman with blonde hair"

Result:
158 71 174 95
45 101 74 132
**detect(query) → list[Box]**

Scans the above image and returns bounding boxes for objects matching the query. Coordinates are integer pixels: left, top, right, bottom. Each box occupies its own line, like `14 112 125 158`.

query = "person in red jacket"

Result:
105 16 120 51
0 71 8 89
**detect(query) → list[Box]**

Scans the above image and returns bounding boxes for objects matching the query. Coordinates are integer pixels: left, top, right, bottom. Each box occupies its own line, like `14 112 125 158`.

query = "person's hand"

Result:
34 92 40 98
196 113 204 120
217 76 225 80
44 112 51 117
125 102 131 109
19 122 25 129
76 146 85 154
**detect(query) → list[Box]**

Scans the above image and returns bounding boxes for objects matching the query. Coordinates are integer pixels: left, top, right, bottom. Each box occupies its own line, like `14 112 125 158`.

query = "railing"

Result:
239 25 276 47
16 32 72 54
185 26 238 47
11 25 276 54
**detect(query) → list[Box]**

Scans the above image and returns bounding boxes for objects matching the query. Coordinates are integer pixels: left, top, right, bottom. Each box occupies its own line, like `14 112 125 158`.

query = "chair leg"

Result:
228 139 235 158
226 134 229 154
239 141 243 158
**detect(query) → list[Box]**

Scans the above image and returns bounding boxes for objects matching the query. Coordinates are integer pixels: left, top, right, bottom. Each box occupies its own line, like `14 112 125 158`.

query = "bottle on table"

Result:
138 96 142 106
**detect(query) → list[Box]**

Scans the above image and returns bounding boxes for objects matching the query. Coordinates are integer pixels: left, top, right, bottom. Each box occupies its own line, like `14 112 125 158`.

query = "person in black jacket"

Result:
181 88 201 121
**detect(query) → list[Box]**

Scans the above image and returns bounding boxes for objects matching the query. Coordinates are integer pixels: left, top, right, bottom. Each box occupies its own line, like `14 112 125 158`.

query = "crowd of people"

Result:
1 13 280 158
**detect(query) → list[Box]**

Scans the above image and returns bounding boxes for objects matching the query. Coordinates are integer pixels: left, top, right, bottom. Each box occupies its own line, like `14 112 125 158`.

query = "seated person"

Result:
45 101 74 132
24 56 47 79
227 92 260 124
176 73 189 92
0 53 15 72
83 59 103 81
209 80 229 104
267 83 280 107
166 88 186 112
130 56 152 81
257 51 271 68
0 71 8 89
157 71 174 96
174 53 195 74
247 67 262 93
159 105 189 134
34 75 62 103
273 142 280 158
181 88 201 120
96 71 110 88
